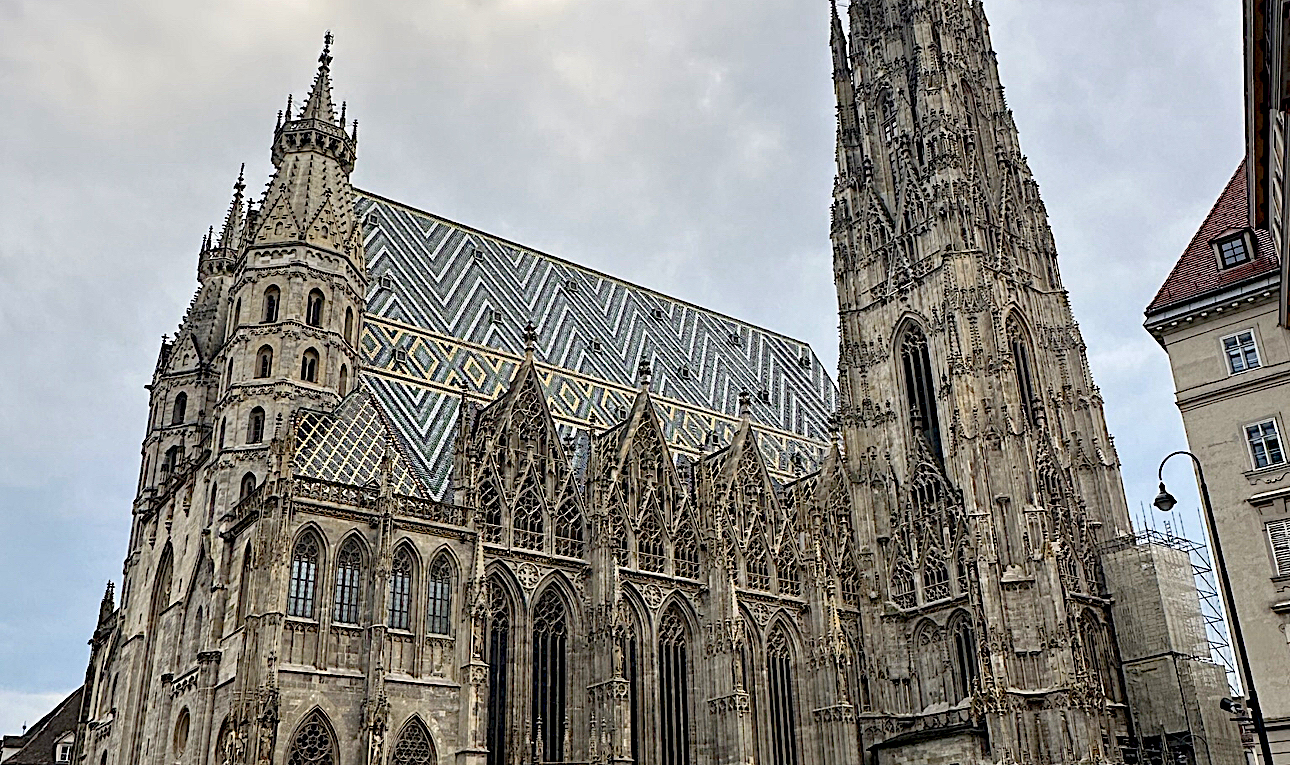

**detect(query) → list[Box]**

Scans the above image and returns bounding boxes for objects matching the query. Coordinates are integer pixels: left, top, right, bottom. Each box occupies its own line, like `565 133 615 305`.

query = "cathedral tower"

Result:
829 0 1135 762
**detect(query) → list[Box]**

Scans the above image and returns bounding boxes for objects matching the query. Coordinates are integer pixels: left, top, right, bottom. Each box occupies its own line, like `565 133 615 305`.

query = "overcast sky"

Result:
0 0 1243 733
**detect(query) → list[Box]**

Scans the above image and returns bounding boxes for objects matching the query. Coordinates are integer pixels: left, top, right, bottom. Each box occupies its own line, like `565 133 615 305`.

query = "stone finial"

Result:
637 357 652 390
523 321 538 359
738 389 752 419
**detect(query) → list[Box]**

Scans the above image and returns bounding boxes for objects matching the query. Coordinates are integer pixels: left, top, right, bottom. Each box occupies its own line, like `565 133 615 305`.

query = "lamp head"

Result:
1153 482 1178 513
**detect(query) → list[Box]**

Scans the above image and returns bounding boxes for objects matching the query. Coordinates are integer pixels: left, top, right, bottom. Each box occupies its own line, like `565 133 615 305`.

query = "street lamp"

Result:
1155 451 1276 765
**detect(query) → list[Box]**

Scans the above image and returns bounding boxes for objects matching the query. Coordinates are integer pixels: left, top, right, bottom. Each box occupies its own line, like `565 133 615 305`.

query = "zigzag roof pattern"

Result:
354 191 838 500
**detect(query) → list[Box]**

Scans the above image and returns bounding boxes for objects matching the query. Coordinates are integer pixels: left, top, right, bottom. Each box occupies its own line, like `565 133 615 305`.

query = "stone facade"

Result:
73 4 1242 765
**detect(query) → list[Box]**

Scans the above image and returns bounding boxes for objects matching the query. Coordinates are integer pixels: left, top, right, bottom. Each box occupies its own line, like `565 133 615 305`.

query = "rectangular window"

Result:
1217 235 1251 268
1247 419 1287 470
1266 519 1290 577
1223 330 1261 374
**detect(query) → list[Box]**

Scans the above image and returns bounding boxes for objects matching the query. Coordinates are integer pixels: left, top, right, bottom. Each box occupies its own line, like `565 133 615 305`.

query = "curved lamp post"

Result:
1155 450 1276 765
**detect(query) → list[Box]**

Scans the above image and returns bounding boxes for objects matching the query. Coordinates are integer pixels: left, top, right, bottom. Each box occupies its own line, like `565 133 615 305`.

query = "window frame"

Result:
1213 231 1253 269
1221 329 1262 375
1246 418 1287 471
1265 518 1290 578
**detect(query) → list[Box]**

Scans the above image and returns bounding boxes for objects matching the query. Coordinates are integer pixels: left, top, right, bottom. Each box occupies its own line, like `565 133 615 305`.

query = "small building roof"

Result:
1146 161 1280 316
4 687 82 764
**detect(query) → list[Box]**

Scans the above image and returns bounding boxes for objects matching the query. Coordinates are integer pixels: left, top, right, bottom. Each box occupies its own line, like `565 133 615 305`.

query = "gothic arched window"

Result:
300 348 319 383
620 621 642 763
949 614 979 702
777 546 802 596
255 345 274 378
638 512 665 572
232 298 242 332
218 418 227 451
1080 612 1121 702
247 406 266 444
170 392 187 426
839 554 861 607
746 536 770 590
922 547 951 602
391 717 436 765
285 709 336 765
344 307 355 345
658 605 693 765
532 590 569 762
899 325 943 464
338 365 349 396
332 539 363 625
287 533 321 619
554 496 583 557
239 471 257 499
767 627 801 765
891 558 916 609
262 286 280 324
674 522 699 579
306 289 325 327
738 621 762 765
1008 316 1039 426
611 511 629 566
427 554 453 635
479 477 503 544
512 487 544 551
485 577 512 765
388 547 415 631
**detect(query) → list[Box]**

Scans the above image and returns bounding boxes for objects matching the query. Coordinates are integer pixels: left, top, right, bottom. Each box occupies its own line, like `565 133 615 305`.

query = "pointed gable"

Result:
293 382 427 497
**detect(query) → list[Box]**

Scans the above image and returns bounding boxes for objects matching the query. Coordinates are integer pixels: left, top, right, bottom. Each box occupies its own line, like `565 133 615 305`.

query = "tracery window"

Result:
674 522 699 579
1080 612 1120 702
427 555 453 635
300 348 319 383
746 537 770 590
777 547 802 596
287 533 320 619
922 547 951 602
531 590 569 762
262 286 280 323
332 539 363 625
611 511 629 566
554 497 584 557
1008 316 1039 426
512 487 544 551
171 392 187 426
247 406 266 444
739 621 762 765
891 558 916 609
900 325 943 464
949 615 979 702
285 709 336 765
621 626 642 763
255 345 274 379
767 628 801 765
658 606 693 765
306 289 325 327
479 477 503 543
485 578 512 765
388 547 414 631
638 512 666 572
391 717 436 765
839 554 860 607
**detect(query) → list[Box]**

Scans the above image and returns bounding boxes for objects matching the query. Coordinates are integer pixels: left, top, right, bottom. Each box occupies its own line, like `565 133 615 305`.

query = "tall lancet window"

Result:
899 325 943 464
426 555 453 635
287 533 321 619
767 627 801 765
949 614 979 702
262 286 280 324
332 540 363 625
305 289 325 327
531 590 568 762
485 578 512 765
388 547 414 631
620 624 642 763
1008 316 1039 426
658 606 693 765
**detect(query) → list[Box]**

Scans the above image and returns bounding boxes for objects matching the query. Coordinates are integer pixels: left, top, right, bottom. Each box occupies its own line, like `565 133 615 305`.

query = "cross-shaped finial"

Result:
320 31 334 66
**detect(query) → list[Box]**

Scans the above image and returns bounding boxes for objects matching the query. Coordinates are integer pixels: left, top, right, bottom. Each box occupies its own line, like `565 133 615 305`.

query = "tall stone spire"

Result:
829 1 1136 762
299 31 338 123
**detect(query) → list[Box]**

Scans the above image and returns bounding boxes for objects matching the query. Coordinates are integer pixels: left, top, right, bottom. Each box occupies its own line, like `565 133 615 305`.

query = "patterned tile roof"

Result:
293 386 428 497
1146 161 1280 315
353 191 839 500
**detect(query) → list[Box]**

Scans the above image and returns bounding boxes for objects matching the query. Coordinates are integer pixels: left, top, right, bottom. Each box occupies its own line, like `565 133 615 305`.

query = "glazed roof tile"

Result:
1146 161 1280 315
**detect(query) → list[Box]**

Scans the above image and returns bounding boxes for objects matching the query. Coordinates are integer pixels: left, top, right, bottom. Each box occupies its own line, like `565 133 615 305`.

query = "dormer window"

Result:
1216 233 1251 268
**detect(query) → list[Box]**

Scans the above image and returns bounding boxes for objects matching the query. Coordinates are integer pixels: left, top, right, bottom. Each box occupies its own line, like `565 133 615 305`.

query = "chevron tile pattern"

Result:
353 192 839 499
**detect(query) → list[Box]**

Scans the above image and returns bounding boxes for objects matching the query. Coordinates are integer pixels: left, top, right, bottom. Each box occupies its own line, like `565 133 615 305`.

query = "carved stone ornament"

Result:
516 562 541 592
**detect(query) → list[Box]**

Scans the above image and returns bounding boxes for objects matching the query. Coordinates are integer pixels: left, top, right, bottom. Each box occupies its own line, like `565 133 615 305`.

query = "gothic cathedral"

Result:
73 4 1242 765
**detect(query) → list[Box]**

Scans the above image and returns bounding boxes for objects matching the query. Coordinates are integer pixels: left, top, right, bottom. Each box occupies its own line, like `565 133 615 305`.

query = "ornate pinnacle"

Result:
523 321 538 358
738 389 752 419
321 30 334 67
637 357 652 390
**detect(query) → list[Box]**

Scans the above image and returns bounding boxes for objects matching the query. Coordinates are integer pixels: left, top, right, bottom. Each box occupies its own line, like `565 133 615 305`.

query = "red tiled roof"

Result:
1146 161 1280 315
